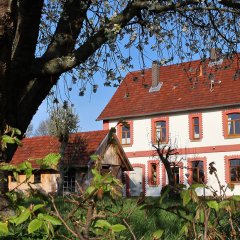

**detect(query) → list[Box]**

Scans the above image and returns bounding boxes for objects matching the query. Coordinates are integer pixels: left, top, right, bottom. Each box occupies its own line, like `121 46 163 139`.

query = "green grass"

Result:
53 196 184 239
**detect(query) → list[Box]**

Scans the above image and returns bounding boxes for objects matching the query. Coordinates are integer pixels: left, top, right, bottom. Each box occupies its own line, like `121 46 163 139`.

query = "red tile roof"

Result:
97 56 240 120
11 130 108 168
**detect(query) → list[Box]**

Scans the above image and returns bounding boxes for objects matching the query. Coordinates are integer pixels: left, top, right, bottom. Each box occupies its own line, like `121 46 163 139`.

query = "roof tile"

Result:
97 56 240 120
11 130 108 168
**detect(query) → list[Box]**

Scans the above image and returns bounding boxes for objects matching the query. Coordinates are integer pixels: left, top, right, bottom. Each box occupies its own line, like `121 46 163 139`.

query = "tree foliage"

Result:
34 103 79 139
1 0 240 158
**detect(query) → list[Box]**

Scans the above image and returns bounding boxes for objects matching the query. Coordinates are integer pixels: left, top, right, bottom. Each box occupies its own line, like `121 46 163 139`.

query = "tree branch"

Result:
32 1 140 76
11 0 43 66
43 0 91 60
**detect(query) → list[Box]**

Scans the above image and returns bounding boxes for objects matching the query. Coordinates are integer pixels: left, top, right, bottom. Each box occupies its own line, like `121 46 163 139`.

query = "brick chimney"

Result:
152 61 160 88
210 48 221 61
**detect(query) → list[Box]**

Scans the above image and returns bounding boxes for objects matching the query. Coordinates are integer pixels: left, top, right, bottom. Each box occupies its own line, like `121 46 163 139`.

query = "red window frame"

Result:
148 160 160 186
189 113 203 141
224 155 240 184
187 157 207 184
222 110 240 138
151 117 169 144
117 121 133 146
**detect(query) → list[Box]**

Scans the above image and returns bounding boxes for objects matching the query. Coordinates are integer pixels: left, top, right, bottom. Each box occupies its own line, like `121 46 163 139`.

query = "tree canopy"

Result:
34 103 79 139
0 0 240 157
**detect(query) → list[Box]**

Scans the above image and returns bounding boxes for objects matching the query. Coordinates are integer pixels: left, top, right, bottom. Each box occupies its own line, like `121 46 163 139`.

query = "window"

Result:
193 117 200 139
192 161 205 183
155 121 166 142
222 110 240 138
148 161 159 186
187 158 207 184
118 121 133 146
227 113 240 136
151 117 169 143
150 163 157 185
63 169 76 193
34 173 41 183
171 165 180 184
229 159 240 183
189 113 202 141
121 123 131 145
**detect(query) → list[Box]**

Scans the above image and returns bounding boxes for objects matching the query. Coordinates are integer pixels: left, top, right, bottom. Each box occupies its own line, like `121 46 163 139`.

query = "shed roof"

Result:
11 130 109 168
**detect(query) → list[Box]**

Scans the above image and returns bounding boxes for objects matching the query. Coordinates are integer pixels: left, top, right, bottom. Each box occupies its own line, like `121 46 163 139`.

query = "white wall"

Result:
107 106 240 196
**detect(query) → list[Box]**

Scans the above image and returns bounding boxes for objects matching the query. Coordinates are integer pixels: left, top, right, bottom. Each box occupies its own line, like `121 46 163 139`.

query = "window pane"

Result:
228 113 240 120
236 120 240 134
150 163 157 185
193 117 199 125
155 121 166 141
230 159 240 166
156 121 166 127
192 161 204 183
228 121 234 134
192 168 198 182
171 166 180 184
194 126 200 138
121 124 131 144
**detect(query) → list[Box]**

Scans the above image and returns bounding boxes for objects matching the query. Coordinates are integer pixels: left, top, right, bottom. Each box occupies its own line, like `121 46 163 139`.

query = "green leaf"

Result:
42 222 49 236
0 222 8 236
90 154 99 161
42 153 60 168
179 223 189 236
2 135 15 144
28 219 43 234
12 128 21 136
152 229 164 239
111 224 126 232
0 163 16 171
207 200 219 212
15 209 31 226
39 214 62 225
181 190 191 206
13 171 18 181
190 183 205 189
95 220 111 229
32 204 45 212
86 186 96 195
219 200 230 210
231 195 240 202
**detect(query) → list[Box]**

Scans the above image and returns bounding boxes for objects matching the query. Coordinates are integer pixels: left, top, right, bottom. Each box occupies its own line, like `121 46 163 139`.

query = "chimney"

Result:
210 48 221 62
152 61 160 87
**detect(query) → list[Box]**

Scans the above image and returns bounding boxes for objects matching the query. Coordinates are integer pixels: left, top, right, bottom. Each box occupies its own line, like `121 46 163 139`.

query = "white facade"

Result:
105 106 240 196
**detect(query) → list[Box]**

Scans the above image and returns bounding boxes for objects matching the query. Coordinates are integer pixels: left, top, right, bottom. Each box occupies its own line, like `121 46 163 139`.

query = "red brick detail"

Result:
126 164 146 197
97 55 240 121
117 120 133 146
103 120 109 130
187 157 207 185
188 113 203 141
147 160 160 186
126 144 240 158
224 155 240 184
222 109 240 138
151 116 169 144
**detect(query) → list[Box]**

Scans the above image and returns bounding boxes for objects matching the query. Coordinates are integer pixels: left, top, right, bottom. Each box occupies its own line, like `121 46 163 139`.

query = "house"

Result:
9 130 132 194
97 54 240 197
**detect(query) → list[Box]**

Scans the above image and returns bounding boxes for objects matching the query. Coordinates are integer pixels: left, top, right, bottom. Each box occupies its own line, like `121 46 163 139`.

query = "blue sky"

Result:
31 45 161 133
31 80 116 132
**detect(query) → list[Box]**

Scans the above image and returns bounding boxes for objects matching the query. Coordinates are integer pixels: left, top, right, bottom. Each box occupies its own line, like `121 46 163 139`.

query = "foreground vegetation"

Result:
1 129 240 239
